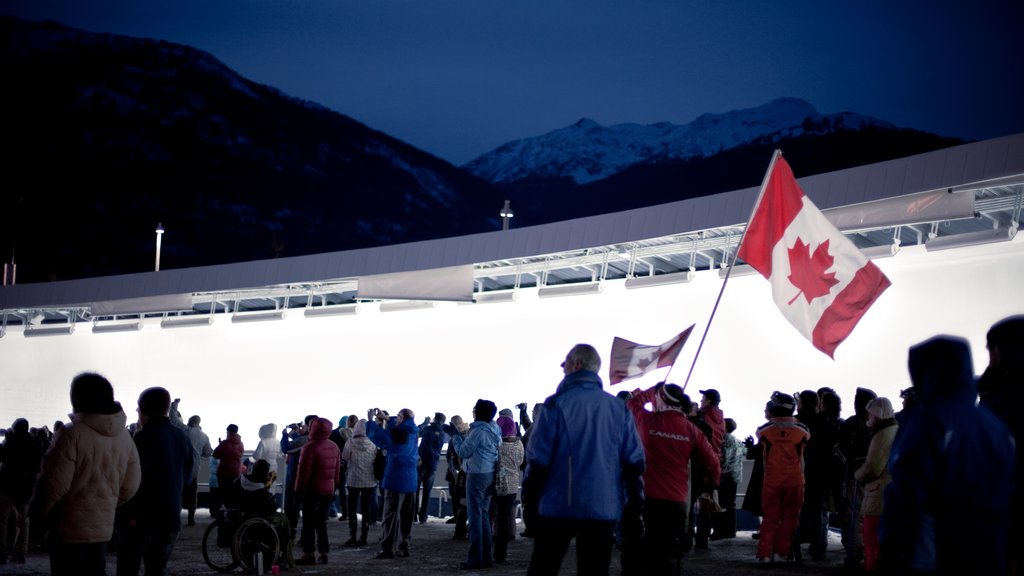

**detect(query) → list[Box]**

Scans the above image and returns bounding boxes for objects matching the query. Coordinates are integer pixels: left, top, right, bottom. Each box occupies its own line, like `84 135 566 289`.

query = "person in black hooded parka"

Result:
880 335 1014 575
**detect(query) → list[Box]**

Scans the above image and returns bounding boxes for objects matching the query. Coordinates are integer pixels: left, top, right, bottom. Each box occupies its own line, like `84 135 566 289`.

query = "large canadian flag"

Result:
608 325 695 385
737 153 891 358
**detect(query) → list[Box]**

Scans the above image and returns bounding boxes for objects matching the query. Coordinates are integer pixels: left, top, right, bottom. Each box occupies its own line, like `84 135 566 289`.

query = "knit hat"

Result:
770 391 796 412
660 384 686 407
498 408 514 418
473 399 498 422
866 397 894 420
497 415 517 437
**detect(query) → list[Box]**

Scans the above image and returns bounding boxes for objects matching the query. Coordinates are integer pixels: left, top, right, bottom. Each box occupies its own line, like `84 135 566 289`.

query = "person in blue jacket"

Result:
365 407 418 559
449 399 500 570
523 343 646 576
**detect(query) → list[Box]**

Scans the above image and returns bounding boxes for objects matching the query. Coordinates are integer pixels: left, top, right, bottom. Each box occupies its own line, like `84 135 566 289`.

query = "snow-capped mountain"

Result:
464 98 893 185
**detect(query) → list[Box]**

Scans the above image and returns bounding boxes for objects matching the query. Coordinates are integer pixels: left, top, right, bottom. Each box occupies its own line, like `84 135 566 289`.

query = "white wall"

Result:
2 237 1022 445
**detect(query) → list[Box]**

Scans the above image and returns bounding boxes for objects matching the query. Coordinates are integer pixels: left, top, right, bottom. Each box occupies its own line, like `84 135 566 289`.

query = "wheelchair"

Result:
201 506 281 574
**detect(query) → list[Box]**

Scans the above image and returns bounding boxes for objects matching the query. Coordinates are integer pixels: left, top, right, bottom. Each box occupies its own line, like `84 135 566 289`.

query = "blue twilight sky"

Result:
3 1 1023 165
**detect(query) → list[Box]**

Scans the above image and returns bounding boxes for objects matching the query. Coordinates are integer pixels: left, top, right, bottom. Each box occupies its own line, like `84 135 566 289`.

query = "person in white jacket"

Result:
29 372 141 576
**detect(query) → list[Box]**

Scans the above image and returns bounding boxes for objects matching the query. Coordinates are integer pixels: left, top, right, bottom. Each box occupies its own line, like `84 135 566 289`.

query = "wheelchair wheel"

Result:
202 518 240 573
233 517 280 575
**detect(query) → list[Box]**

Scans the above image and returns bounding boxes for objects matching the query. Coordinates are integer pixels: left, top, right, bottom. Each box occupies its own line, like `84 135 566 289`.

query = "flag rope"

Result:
681 149 782 392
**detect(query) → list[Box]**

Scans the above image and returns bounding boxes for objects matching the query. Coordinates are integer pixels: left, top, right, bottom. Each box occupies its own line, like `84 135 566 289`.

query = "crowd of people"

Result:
0 314 1021 575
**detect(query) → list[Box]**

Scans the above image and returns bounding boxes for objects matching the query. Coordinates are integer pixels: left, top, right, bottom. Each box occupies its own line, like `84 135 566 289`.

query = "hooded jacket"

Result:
29 408 141 543
295 417 342 496
342 420 379 489
523 369 645 521
881 336 1014 574
366 416 418 493
251 423 282 475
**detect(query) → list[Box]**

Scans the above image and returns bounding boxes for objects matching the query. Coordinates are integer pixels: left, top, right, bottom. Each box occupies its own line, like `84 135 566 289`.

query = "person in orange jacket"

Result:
756 391 810 563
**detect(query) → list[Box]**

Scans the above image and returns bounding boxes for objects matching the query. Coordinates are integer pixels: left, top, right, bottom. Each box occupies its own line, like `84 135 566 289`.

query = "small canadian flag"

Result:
737 152 891 358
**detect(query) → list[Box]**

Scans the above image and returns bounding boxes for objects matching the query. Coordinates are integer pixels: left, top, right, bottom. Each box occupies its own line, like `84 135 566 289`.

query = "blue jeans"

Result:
465 472 495 567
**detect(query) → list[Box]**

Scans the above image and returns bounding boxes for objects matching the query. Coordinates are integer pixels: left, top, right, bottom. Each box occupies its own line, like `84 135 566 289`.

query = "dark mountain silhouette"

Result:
0 17 965 284
0 17 505 283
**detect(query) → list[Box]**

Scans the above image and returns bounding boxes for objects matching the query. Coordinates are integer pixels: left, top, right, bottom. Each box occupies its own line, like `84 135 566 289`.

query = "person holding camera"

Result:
365 407 418 559
281 416 316 536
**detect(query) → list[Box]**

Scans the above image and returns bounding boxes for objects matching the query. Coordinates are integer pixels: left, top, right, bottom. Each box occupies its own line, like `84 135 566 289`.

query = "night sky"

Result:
3 1 1023 164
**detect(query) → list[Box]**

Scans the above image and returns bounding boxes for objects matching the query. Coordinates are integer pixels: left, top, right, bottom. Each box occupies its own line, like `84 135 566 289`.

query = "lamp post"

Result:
154 223 164 272
500 200 514 231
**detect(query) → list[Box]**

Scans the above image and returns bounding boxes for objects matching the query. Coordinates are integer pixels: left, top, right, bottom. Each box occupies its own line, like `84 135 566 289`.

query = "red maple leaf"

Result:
787 238 839 305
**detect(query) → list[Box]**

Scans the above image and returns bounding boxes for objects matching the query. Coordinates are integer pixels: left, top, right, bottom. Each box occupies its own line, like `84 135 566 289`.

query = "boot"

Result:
344 526 358 547
358 525 369 546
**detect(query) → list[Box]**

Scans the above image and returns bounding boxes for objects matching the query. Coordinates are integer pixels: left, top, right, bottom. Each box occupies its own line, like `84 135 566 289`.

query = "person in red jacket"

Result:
626 382 721 575
756 391 810 563
212 424 245 489
294 417 342 565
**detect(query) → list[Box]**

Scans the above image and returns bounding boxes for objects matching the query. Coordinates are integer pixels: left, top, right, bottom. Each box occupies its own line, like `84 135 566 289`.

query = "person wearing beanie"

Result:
881 336 1014 575
492 415 524 563
416 411 449 524
450 399 501 569
117 386 194 576
624 382 720 575
29 373 141 576
853 397 897 572
755 391 810 563
523 344 645 576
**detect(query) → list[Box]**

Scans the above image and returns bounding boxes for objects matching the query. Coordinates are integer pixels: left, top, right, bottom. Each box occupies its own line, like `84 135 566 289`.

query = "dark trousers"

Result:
347 487 374 538
714 477 738 538
799 483 828 557
182 479 199 523
116 529 177 576
380 490 415 553
50 540 109 576
300 493 333 554
284 487 301 537
527 517 615 576
492 493 517 561
641 498 688 576
417 464 437 521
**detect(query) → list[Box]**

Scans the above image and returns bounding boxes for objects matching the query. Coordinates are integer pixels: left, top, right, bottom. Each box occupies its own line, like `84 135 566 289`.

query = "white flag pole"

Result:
681 149 783 392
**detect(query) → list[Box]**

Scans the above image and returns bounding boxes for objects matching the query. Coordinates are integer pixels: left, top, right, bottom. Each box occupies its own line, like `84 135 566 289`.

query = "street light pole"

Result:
155 223 164 272
500 200 514 231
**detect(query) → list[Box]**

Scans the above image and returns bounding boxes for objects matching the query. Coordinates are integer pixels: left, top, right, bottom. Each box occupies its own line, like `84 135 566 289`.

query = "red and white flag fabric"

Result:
736 153 891 358
609 325 695 385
